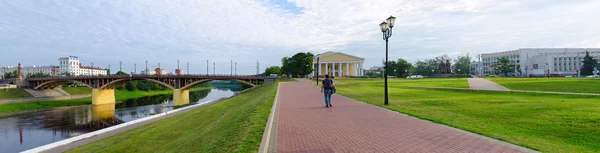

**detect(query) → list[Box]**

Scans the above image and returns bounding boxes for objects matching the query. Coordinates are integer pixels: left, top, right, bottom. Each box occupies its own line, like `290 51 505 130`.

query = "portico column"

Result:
325 63 329 75
354 63 358 76
346 62 349 76
338 63 342 77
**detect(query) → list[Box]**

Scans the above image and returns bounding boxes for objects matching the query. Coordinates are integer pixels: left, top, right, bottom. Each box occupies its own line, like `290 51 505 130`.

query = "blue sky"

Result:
1 0 600 74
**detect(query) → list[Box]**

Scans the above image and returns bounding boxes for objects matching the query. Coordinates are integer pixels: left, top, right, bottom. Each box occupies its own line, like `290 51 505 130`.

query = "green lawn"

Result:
336 80 600 153
0 87 210 114
62 87 93 95
0 88 32 99
315 78 469 88
488 78 600 93
67 81 282 153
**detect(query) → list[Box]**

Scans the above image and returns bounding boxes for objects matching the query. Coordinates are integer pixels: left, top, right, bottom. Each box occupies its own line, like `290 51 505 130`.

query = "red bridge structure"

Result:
23 74 276 105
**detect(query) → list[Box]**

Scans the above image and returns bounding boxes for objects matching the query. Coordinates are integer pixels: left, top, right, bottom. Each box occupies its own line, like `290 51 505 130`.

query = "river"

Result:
0 87 241 153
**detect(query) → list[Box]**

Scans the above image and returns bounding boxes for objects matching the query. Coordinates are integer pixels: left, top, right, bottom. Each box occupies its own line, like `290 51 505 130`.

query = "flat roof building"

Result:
477 48 600 76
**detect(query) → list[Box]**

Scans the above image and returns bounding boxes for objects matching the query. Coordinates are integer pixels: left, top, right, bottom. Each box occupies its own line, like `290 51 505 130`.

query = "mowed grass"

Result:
488 78 600 93
0 88 208 114
322 78 469 88
0 88 32 99
62 87 93 95
67 81 281 153
336 80 600 153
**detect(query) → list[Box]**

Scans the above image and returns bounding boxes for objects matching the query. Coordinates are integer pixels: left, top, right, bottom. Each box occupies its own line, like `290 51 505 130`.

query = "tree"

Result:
3 70 18 79
26 72 51 78
413 55 451 76
125 81 136 91
453 55 471 75
281 52 314 77
263 66 282 76
581 51 598 75
396 58 413 77
116 71 128 75
382 58 413 77
492 56 517 76
61 72 72 76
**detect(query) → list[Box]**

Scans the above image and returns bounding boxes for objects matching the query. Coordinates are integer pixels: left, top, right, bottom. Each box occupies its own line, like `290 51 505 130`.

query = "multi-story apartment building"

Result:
59 56 107 76
477 48 600 76
0 64 59 79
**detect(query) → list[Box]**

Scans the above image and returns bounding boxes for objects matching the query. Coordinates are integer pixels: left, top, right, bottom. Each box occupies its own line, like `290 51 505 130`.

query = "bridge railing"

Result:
26 74 130 80
26 74 279 80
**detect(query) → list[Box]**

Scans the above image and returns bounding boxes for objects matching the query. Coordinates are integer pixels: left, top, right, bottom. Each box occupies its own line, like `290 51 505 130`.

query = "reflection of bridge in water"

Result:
20 74 275 106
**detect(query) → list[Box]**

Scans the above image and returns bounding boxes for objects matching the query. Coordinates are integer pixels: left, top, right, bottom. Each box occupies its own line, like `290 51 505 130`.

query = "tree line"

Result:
262 51 600 78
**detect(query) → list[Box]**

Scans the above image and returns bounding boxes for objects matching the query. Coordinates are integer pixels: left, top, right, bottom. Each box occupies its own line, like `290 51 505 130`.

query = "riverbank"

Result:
64 80 290 153
0 87 212 115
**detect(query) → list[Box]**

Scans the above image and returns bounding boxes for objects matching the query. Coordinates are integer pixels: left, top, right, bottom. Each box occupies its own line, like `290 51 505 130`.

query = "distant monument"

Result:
438 60 452 74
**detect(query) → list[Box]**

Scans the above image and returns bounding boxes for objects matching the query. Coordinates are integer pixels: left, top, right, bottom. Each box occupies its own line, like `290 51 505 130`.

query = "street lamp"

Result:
316 54 320 85
379 15 396 105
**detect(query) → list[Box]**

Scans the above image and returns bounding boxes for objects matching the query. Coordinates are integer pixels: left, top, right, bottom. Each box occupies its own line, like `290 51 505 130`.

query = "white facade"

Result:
59 56 107 76
480 48 600 76
0 65 58 79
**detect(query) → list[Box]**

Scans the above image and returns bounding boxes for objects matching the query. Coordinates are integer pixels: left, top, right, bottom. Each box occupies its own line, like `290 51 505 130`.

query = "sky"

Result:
1 0 600 74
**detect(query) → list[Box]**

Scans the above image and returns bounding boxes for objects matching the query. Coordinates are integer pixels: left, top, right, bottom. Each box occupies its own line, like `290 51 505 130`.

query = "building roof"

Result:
79 63 106 70
314 51 365 62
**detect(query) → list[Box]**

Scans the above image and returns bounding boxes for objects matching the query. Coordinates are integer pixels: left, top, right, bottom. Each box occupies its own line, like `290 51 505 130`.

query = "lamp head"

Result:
386 16 396 28
379 21 388 32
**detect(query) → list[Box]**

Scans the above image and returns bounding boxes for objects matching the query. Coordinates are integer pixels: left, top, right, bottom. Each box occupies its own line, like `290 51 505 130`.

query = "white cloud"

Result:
1 0 600 74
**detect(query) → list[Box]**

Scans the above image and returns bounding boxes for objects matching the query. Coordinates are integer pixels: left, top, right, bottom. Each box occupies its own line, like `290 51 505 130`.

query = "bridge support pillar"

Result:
92 104 116 120
92 89 116 105
173 89 190 106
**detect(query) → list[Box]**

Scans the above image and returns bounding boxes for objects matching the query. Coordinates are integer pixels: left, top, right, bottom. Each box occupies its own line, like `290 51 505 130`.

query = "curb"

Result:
258 82 281 153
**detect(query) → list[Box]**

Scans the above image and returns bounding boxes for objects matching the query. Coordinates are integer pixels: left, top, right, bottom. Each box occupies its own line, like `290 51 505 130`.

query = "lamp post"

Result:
379 15 396 105
316 54 321 85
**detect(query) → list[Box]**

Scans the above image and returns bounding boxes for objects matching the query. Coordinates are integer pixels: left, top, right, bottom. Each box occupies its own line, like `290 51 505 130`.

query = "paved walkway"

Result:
467 78 510 91
269 79 535 153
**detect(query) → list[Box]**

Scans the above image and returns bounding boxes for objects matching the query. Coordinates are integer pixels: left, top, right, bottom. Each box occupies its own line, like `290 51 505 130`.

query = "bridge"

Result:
20 74 276 105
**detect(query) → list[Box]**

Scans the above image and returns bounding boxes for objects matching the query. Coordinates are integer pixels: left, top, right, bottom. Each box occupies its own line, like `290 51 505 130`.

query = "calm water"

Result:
0 88 238 153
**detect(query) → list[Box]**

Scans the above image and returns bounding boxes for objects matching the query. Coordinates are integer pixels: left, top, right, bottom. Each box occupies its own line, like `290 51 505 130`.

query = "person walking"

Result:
320 74 335 108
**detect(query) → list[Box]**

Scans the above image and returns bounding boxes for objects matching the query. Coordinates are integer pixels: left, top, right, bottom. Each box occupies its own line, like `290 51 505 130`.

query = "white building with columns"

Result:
312 51 365 77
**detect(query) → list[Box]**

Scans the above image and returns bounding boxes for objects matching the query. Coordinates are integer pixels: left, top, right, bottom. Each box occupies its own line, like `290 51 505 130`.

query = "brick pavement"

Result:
273 79 536 153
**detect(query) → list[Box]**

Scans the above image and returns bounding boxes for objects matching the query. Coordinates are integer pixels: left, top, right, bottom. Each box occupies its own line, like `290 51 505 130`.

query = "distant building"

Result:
140 69 156 75
479 48 600 76
0 64 59 79
175 69 184 75
469 61 481 76
154 68 168 75
313 51 365 77
364 66 383 74
59 56 107 76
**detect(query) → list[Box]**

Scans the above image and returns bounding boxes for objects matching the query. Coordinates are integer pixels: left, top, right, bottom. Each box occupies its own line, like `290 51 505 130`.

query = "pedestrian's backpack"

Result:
323 79 334 89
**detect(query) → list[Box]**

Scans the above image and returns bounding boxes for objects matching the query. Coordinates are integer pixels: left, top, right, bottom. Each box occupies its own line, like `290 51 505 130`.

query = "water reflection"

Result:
0 88 235 153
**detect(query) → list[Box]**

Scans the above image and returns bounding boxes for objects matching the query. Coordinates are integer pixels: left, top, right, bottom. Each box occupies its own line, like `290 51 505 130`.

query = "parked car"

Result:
407 75 423 78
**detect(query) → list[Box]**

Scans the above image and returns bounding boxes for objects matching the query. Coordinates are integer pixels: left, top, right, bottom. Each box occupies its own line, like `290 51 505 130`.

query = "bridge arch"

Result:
180 79 257 90
99 78 176 90
34 80 93 89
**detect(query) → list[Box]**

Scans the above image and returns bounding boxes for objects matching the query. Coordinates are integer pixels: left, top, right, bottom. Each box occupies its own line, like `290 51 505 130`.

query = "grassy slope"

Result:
62 87 93 95
336 80 600 153
67 81 282 153
0 87 210 114
0 88 32 99
488 78 600 93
